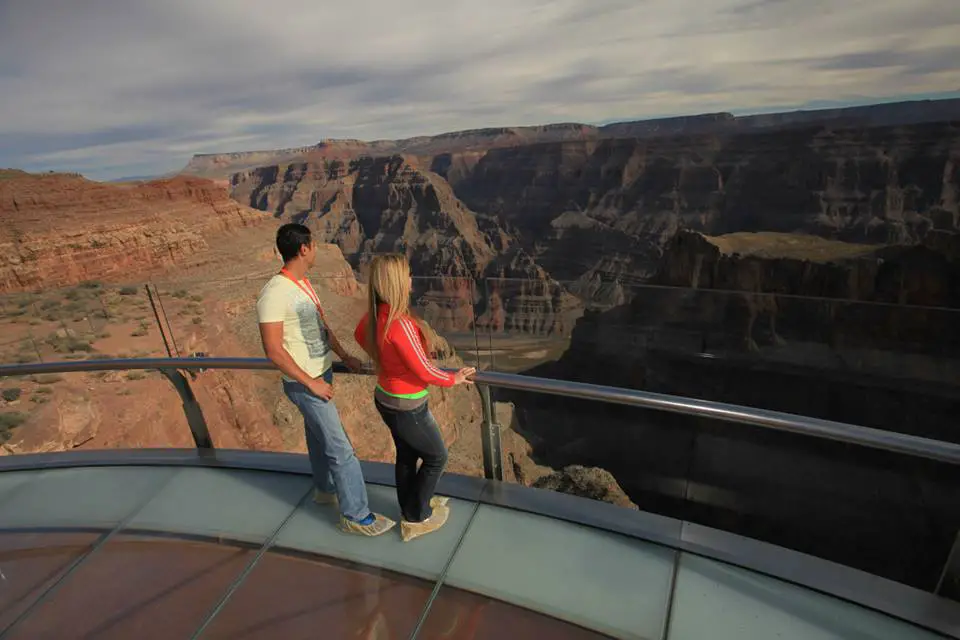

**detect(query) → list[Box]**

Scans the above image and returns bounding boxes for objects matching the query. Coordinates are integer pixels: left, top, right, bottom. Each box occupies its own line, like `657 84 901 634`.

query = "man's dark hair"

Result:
276 223 312 262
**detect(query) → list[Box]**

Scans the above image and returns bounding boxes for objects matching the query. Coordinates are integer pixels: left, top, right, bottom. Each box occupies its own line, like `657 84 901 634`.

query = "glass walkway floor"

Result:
0 453 954 639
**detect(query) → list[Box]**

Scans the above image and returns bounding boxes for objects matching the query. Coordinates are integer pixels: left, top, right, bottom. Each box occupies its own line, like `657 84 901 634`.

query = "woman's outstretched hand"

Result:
453 367 476 385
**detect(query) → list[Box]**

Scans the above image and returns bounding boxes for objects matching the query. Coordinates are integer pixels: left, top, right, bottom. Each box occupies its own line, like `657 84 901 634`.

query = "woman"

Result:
354 254 475 542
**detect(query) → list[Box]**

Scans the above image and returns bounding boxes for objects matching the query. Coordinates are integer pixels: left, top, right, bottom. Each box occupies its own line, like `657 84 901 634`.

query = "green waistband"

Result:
375 385 428 400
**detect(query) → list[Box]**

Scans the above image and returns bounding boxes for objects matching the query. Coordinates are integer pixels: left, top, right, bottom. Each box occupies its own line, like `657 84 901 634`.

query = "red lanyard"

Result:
280 268 327 322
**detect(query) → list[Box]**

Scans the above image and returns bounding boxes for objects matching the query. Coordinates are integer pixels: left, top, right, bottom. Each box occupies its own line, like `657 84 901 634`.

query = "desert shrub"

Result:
72 338 94 352
34 386 53 394
49 336 94 353
30 395 50 405
192 317 203 325
0 412 27 430
1 388 22 402
119 286 139 296
126 371 146 381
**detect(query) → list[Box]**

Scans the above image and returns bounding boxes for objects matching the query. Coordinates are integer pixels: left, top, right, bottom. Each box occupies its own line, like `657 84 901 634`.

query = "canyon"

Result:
219 100 960 592
0 169 633 506
3 98 960 590
225 112 960 304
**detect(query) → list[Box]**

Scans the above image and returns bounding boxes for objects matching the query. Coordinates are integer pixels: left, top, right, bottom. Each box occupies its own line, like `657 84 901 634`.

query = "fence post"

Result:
478 383 503 481
935 529 960 601
145 284 174 359
158 369 214 450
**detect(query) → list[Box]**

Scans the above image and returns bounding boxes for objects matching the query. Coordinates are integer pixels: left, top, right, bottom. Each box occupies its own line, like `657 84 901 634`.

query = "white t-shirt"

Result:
256 275 333 380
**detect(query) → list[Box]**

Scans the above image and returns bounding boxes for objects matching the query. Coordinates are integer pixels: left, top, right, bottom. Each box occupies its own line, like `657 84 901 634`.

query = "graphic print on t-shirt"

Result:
295 296 330 359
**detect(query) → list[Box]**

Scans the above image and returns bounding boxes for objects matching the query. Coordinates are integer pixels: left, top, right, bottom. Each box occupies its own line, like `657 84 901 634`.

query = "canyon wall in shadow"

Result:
496 228 960 591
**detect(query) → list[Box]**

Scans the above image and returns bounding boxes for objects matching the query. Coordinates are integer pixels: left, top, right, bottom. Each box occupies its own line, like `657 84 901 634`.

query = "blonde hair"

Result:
366 254 412 370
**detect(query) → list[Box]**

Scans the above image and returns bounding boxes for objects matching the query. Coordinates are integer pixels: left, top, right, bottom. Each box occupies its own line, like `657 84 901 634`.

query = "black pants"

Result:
375 400 448 523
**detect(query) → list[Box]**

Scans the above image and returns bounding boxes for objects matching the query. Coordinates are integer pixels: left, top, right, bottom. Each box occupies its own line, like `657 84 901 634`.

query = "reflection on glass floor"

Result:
0 465 947 639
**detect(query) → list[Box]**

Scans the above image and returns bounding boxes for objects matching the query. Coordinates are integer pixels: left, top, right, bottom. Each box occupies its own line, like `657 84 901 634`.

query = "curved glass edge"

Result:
0 449 956 638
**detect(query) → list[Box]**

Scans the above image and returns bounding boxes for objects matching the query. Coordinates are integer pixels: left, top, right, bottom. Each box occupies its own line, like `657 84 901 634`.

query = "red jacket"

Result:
354 304 454 398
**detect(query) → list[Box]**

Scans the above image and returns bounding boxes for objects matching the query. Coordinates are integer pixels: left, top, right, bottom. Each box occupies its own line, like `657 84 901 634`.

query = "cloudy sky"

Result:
1 0 958 180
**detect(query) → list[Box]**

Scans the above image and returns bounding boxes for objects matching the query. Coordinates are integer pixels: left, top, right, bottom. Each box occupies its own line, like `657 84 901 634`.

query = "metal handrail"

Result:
2 356 960 466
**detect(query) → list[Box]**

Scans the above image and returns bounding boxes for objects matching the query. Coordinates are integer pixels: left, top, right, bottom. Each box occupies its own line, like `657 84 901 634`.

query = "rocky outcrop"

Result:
532 465 637 509
0 172 268 293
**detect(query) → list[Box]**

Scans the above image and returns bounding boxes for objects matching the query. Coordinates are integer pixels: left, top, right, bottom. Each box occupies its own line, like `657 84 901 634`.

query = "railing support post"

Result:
145 284 175 359
478 384 503 481
935 529 960 601
159 369 213 449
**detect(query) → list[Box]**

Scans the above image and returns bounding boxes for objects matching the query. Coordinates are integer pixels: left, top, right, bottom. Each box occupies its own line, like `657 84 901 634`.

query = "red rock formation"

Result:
232 156 499 277
232 156 589 335
0 172 268 293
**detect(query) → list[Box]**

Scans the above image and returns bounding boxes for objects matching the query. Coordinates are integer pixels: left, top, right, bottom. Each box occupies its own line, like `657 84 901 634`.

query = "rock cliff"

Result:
644 229 960 356
181 98 959 180
224 117 960 303
220 101 960 322
452 121 960 287
0 171 268 293
231 156 498 276
231 156 583 335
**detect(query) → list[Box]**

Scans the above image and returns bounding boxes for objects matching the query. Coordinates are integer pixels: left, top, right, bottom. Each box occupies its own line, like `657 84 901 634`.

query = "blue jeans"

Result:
374 400 448 523
283 369 371 521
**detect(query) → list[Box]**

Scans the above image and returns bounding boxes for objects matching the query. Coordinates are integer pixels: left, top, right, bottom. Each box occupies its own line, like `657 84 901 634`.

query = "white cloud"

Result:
1 0 958 179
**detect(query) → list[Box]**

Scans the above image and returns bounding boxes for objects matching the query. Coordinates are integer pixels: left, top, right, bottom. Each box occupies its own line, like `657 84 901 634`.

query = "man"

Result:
257 223 394 536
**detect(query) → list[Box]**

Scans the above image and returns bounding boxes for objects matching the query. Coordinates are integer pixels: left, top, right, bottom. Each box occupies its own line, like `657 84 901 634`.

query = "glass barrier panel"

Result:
0 282 171 364
474 278 958 444
475 277 583 373
0 367 191 453
149 274 362 456
403 276 486 477
0 282 193 453
487 384 960 595
143 275 486 478
149 276 255 360
409 275 482 370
